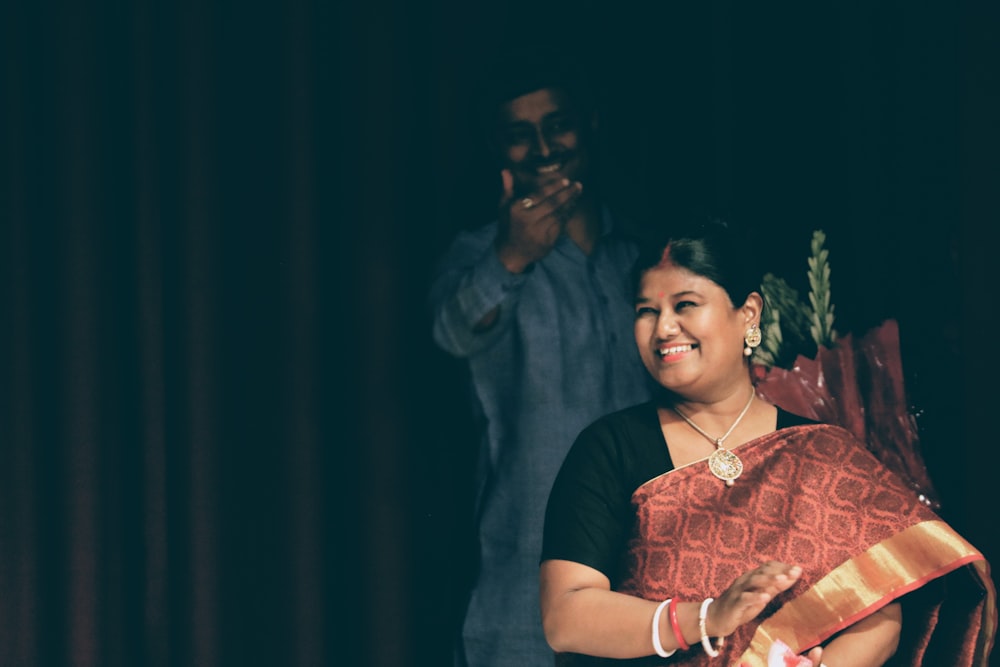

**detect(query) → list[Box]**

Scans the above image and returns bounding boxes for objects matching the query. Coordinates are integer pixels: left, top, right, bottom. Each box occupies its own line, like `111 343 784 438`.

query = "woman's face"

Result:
634 260 754 400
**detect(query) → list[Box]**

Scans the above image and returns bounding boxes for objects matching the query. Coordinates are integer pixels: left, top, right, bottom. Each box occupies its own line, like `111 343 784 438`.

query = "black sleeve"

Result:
541 405 653 579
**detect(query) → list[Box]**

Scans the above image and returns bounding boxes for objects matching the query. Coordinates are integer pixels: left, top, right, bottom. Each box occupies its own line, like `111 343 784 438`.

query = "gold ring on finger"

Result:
520 197 535 209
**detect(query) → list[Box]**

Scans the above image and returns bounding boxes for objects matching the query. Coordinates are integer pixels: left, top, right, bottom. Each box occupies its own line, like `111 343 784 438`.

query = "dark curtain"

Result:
3 2 998 666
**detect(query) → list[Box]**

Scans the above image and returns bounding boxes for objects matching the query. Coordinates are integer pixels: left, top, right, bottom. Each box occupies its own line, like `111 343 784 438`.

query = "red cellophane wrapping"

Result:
753 319 939 508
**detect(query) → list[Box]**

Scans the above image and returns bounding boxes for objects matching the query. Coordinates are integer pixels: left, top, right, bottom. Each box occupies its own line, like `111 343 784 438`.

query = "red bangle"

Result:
668 598 690 651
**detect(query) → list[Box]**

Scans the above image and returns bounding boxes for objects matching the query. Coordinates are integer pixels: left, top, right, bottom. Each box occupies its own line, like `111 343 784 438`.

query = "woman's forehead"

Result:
640 264 716 294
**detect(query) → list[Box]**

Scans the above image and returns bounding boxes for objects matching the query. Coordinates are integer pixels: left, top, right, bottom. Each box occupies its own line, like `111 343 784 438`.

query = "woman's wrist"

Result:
698 598 725 657
651 599 676 657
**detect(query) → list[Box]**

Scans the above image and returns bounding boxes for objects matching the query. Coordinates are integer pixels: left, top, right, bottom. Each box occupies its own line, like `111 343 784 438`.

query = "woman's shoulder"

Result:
772 412 870 456
578 402 658 440
566 402 664 476
775 407 820 429
774 409 865 445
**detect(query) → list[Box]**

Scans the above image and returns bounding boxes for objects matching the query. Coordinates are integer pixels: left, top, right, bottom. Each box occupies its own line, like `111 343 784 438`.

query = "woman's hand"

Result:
707 561 804 637
541 559 805 659
809 602 901 667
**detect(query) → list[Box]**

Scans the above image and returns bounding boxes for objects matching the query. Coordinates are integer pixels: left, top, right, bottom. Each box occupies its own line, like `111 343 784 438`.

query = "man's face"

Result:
495 87 592 196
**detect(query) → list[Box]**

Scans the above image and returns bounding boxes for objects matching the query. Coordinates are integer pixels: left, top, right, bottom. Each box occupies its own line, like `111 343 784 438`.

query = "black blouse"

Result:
541 402 815 584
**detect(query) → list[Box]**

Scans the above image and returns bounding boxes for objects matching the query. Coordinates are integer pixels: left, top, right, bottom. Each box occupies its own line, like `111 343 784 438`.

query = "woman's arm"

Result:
540 559 805 659
540 559 667 658
807 602 902 667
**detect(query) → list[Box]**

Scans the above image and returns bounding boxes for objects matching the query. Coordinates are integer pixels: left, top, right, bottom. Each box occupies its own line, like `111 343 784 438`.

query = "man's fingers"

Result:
532 180 583 217
499 169 515 206
517 177 582 209
537 177 579 200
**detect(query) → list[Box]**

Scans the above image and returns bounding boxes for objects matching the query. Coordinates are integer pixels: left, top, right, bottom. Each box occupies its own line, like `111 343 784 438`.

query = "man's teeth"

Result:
658 344 693 357
538 164 561 173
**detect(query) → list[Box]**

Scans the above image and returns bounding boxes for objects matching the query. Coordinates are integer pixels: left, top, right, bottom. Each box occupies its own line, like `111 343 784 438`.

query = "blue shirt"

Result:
429 209 653 667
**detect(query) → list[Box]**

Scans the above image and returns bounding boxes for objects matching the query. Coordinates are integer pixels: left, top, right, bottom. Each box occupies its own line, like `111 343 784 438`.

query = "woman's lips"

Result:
657 343 696 361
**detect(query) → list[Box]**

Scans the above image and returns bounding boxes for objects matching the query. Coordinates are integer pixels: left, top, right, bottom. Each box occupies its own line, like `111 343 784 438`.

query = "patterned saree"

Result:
563 424 996 666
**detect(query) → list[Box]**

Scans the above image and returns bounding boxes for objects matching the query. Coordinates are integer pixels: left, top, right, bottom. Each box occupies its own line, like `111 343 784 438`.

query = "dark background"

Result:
3 1 998 666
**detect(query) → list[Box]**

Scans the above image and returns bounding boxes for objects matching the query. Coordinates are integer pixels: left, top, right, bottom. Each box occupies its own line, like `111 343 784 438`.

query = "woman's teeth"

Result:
658 344 694 358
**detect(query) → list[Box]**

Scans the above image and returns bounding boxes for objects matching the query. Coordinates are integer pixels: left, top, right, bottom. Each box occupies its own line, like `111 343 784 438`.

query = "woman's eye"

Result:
675 301 697 311
634 307 657 318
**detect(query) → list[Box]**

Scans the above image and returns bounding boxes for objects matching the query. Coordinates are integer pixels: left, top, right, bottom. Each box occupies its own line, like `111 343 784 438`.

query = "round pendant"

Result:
708 448 743 484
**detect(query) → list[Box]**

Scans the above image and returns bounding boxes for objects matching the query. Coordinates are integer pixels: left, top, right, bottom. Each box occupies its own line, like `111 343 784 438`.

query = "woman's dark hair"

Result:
631 215 765 314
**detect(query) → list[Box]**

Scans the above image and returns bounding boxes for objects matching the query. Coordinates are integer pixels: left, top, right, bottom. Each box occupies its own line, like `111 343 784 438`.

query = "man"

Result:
429 46 654 667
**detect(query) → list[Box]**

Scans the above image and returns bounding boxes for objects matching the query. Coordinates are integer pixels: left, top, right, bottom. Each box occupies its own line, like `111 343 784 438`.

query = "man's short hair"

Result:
476 43 597 137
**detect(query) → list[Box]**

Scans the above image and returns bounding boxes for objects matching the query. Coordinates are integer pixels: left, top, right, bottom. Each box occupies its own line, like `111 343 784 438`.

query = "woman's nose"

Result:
658 314 679 336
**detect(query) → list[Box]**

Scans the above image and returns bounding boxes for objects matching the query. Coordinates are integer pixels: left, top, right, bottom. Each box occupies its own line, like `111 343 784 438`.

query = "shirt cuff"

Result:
457 248 529 322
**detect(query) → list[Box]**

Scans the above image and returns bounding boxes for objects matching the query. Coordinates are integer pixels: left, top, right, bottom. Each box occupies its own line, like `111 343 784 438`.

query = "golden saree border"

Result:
738 520 996 666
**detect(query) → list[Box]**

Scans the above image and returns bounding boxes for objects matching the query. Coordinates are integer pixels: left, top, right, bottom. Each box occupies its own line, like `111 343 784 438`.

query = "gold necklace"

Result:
672 390 755 487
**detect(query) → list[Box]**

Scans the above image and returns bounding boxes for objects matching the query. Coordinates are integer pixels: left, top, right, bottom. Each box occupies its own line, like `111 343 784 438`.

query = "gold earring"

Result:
743 324 761 357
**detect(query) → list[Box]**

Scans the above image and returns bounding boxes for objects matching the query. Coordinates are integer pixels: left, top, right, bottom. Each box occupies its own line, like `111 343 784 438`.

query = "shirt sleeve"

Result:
541 413 636 580
428 224 529 357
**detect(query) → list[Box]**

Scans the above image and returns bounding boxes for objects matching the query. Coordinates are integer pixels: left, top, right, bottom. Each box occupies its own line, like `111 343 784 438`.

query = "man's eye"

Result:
544 114 576 134
503 128 534 145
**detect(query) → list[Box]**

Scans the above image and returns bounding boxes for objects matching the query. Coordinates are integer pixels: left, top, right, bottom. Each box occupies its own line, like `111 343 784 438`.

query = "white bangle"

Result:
698 597 721 658
652 598 677 658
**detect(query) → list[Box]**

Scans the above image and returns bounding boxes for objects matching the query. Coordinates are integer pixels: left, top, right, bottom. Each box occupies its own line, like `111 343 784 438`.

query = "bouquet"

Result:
752 231 939 509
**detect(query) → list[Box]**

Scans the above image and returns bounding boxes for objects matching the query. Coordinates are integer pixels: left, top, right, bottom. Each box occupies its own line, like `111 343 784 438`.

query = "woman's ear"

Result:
741 292 764 325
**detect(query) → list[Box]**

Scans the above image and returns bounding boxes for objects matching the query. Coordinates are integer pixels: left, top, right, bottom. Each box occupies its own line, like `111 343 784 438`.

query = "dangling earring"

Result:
743 323 761 357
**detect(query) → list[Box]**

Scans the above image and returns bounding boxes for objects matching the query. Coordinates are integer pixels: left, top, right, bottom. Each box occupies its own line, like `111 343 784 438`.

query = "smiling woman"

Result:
539 216 995 666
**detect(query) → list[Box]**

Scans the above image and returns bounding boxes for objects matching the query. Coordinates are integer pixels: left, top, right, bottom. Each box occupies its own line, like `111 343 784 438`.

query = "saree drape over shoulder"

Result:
560 424 995 666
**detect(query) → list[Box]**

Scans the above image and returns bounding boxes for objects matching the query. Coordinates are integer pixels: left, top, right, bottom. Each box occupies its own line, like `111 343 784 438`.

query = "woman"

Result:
539 218 995 666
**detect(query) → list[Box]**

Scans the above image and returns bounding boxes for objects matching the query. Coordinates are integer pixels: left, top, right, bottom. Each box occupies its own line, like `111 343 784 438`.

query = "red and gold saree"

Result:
611 424 994 666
